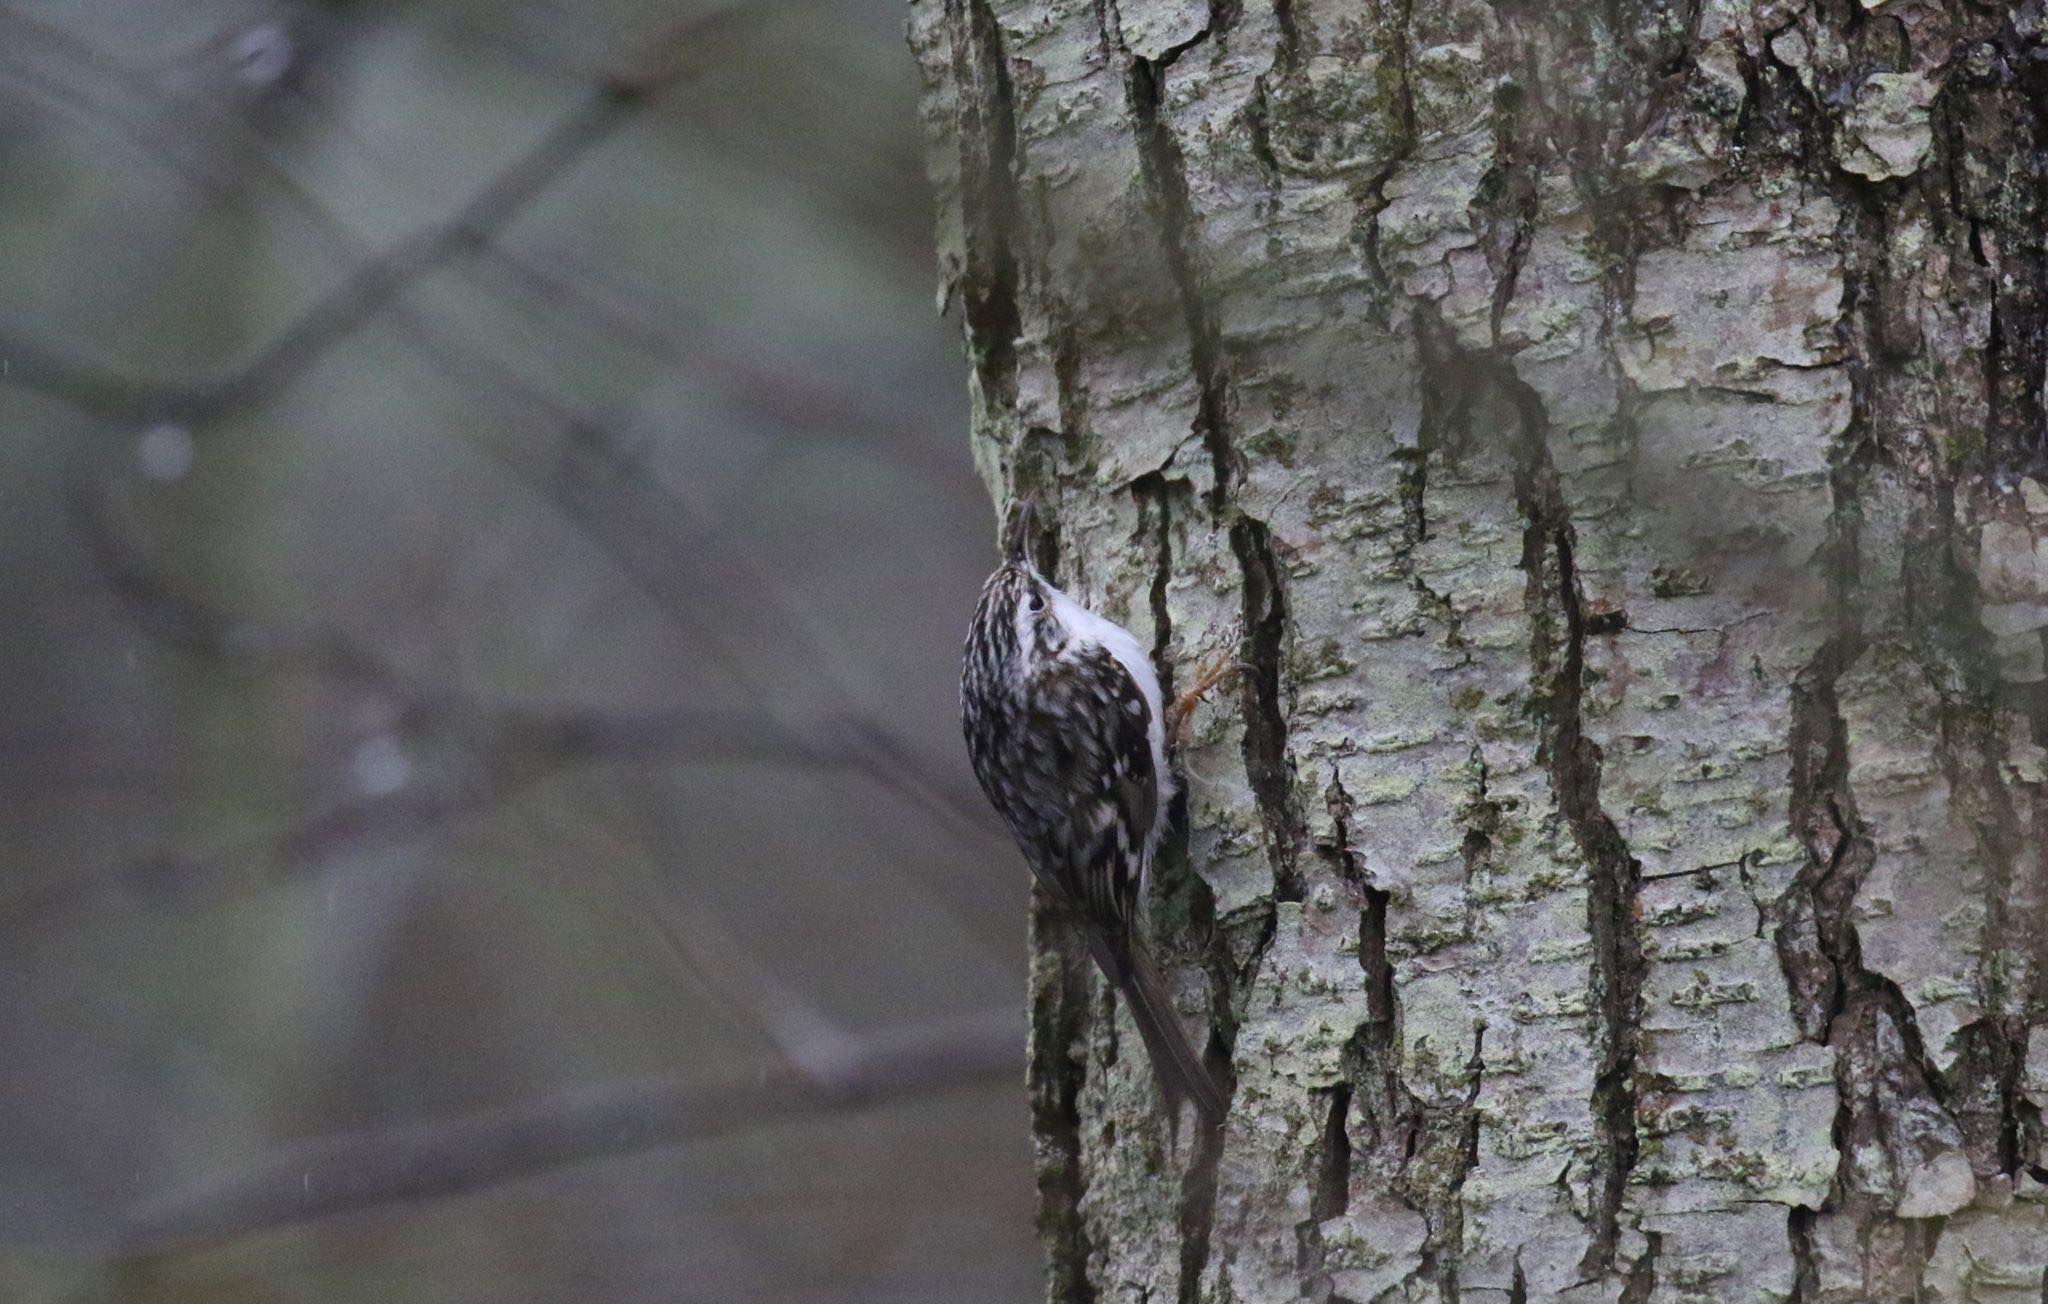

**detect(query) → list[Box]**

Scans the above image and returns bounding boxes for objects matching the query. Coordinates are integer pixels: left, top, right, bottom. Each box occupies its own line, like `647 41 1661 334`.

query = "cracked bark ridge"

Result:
912 0 2048 1297
1028 888 1101 1304
1507 366 1649 1280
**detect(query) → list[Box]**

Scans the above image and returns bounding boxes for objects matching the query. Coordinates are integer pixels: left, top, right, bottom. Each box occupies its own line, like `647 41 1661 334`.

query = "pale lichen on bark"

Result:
911 0 2048 1298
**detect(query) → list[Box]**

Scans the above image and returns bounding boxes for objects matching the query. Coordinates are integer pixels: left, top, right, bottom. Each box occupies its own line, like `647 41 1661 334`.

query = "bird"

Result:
960 496 1231 1127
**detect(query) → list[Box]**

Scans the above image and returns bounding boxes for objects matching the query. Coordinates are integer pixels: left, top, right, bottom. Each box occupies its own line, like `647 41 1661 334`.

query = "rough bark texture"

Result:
911 1 2048 1298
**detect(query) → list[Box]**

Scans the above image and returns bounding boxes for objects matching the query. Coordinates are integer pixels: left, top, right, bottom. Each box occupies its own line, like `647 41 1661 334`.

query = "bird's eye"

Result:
1027 593 1046 613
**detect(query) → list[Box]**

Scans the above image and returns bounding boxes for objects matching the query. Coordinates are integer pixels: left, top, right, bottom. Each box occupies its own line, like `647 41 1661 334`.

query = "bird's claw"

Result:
1167 645 1243 747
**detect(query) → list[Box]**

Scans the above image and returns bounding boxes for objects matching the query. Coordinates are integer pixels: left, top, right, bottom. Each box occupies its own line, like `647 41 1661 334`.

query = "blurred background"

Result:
0 1 1038 1300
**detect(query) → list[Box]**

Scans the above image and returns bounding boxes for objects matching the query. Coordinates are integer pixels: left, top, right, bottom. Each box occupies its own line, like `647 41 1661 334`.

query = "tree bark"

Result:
911 1 2048 1298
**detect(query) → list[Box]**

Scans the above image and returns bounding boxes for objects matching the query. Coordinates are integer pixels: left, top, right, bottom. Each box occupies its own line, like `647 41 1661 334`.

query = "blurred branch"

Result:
66 478 419 695
603 800 882 1078
0 5 764 422
44 485 1002 924
481 247 949 469
114 1010 1019 1256
10 2 995 847
73 486 1014 1183
7 702 902 923
17 3 1014 952
0 12 1030 1288
0 6 942 466
383 319 1002 849
207 62 679 420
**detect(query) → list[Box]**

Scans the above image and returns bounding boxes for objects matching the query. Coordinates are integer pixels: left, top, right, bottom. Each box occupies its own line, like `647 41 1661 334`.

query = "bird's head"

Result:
975 496 1070 668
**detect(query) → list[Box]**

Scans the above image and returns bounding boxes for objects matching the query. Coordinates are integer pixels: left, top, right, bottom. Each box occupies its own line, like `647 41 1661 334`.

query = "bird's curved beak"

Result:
1003 494 1036 567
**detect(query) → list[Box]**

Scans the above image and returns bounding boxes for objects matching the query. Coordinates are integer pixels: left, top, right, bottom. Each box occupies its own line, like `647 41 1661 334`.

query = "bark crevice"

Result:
948 0 1024 410
1318 763 1487 1299
1497 357 1648 1279
1234 517 1306 904
1131 473 1244 1304
1292 1081 1354 1298
1117 22 1312 1293
1123 47 1233 511
1028 894 1101 1304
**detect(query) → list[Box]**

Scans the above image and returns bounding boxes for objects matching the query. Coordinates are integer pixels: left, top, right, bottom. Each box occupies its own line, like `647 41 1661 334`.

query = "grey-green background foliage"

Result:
0 1 1036 1299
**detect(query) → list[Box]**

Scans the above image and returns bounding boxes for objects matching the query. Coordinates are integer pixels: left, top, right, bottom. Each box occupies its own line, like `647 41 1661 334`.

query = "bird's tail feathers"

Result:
1092 933 1228 1128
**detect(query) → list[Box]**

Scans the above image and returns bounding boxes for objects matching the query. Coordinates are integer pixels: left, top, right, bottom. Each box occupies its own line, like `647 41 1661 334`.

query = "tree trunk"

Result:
910 1 2048 1298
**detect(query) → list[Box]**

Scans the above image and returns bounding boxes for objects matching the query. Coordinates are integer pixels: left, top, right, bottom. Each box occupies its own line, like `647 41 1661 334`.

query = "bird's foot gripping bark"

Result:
1167 646 1242 748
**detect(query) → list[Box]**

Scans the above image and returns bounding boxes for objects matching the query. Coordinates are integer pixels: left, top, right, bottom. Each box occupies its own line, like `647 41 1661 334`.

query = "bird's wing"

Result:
1028 642 1159 931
